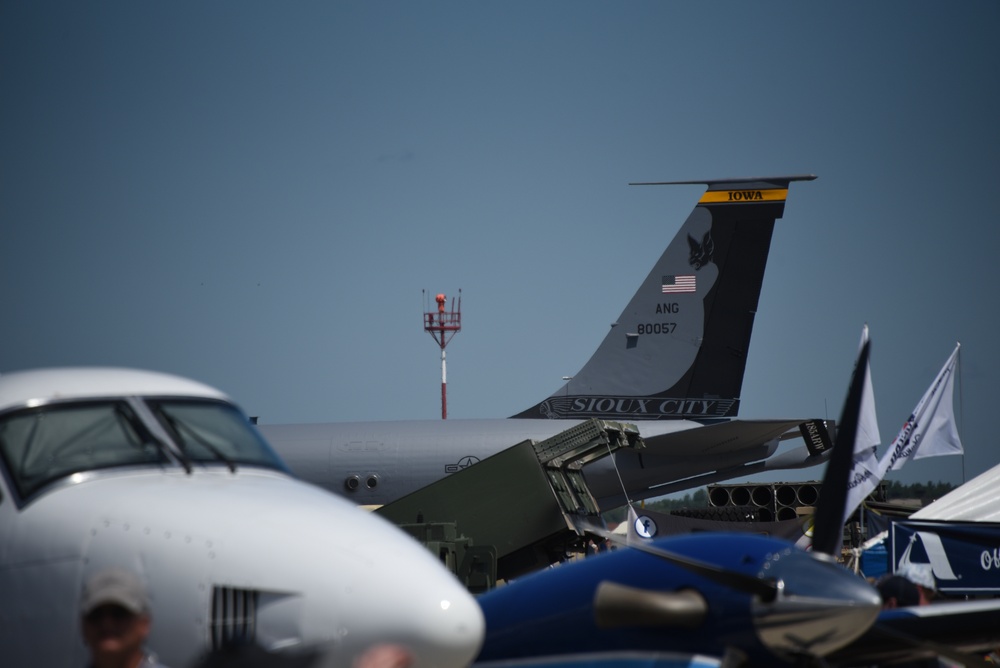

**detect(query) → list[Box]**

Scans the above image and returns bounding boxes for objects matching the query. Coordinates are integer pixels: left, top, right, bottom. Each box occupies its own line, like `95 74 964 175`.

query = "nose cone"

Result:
422 589 486 666
751 550 881 659
177 473 484 668
309 535 485 668
255 482 485 668
328 552 486 668
363 578 485 668
309 587 483 668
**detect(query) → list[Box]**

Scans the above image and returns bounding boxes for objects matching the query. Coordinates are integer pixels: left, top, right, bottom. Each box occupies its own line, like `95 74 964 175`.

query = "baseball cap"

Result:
80 569 150 616
898 562 937 591
877 575 920 607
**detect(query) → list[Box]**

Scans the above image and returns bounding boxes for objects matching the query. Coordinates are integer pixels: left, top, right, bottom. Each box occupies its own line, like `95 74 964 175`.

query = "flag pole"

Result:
958 342 965 484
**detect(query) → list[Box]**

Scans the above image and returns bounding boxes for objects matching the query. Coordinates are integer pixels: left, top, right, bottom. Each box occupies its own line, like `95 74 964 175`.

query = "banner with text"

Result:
890 519 1000 595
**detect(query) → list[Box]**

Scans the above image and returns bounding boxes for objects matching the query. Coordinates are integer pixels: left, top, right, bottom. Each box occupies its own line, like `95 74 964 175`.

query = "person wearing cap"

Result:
877 574 922 609
876 568 947 667
80 569 169 668
898 562 937 605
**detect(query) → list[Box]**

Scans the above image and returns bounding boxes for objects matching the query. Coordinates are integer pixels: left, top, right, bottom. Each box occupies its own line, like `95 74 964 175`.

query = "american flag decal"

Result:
662 275 696 293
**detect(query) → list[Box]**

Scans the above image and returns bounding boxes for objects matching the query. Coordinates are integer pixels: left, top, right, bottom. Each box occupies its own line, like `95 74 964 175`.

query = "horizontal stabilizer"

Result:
584 418 832 507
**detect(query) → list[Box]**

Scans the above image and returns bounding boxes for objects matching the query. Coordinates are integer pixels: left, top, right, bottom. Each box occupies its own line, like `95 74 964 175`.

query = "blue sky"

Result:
3 2 998 489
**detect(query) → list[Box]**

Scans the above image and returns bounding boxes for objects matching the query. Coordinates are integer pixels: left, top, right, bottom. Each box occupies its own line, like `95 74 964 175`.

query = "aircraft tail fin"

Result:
513 175 816 420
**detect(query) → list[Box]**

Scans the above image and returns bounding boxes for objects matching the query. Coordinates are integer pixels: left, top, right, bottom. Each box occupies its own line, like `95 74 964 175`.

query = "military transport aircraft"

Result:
0 367 484 668
473 341 1000 668
260 175 833 509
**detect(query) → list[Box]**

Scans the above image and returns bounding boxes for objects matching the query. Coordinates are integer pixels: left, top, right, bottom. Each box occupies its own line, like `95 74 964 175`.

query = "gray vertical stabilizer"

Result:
512 175 816 421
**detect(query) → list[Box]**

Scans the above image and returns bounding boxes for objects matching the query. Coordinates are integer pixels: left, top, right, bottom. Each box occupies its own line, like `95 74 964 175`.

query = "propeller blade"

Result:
625 538 779 602
812 339 870 557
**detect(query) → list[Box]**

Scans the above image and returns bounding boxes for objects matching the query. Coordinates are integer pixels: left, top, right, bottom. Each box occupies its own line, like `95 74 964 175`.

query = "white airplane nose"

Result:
246 484 485 668
365 546 484 668
380 585 485 668
309 556 485 668
424 590 486 667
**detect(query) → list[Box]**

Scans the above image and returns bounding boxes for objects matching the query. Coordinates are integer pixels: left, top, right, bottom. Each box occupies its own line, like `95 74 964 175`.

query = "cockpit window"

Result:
0 401 166 499
146 399 285 471
0 398 286 502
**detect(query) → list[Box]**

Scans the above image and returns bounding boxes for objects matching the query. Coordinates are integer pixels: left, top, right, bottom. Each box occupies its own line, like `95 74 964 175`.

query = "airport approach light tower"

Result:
423 290 462 419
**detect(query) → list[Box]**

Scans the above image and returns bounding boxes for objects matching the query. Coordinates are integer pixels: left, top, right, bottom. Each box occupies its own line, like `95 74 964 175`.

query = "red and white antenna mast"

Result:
423 289 462 419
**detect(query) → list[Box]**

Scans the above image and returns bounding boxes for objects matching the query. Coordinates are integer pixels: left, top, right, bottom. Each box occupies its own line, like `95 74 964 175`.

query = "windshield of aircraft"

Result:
145 399 284 471
0 398 285 500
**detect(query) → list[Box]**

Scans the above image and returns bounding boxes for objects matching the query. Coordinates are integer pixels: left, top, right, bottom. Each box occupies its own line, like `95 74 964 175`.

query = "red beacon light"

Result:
423 290 462 420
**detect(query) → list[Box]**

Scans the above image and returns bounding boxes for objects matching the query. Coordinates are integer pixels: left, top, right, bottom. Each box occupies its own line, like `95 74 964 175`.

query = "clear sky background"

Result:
3 2 998 489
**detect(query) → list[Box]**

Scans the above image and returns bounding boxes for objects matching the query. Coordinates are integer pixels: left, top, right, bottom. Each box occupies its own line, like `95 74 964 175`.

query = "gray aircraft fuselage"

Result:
258 417 818 508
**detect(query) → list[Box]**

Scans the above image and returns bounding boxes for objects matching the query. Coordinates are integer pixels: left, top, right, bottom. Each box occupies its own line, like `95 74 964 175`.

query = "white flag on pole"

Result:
626 504 658 545
797 326 883 549
854 325 881 455
878 343 962 476
841 324 882 526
